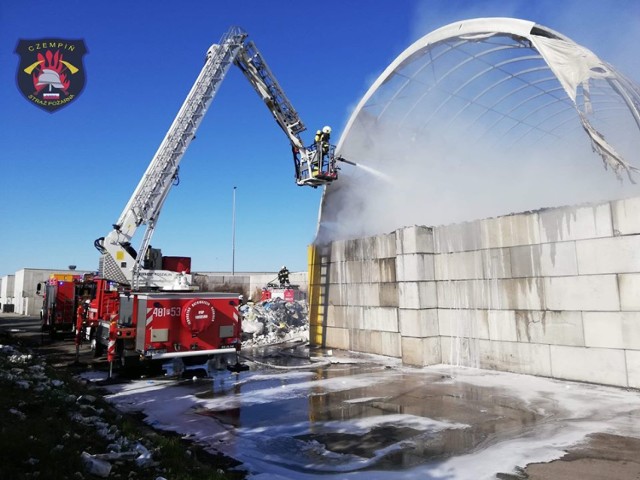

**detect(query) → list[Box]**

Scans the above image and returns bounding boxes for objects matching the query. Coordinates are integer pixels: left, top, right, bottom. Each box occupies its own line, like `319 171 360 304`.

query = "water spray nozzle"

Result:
336 156 357 166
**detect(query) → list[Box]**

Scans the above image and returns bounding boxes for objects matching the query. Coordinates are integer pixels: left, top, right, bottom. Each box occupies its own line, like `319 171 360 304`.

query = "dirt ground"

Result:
2 313 640 479
513 433 640 479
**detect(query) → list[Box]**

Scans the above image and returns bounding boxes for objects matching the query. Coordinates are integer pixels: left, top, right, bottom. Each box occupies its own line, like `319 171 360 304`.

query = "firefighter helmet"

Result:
322 126 331 134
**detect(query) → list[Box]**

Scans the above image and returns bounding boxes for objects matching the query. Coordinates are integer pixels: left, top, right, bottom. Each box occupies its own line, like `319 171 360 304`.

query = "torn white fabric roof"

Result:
336 17 640 177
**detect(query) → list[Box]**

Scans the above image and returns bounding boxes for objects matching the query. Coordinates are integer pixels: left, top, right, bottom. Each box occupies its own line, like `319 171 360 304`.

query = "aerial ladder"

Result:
95 26 351 291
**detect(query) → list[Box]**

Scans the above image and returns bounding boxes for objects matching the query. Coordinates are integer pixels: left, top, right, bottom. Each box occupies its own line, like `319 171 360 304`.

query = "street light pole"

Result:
232 186 236 276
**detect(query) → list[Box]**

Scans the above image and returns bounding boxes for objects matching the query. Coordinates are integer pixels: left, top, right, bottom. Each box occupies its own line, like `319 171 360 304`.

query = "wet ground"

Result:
3 314 640 479
100 344 640 479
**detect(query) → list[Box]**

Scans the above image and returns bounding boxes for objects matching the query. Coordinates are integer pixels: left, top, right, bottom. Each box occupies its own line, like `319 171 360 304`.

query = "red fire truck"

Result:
88 278 243 368
39 273 96 337
78 27 348 372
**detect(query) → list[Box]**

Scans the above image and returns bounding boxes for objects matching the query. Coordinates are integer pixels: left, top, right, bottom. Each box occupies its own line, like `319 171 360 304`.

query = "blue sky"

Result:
1 0 638 276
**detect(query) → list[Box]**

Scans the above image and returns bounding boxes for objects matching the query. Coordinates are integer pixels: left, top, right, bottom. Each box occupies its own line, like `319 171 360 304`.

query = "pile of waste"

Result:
240 299 309 347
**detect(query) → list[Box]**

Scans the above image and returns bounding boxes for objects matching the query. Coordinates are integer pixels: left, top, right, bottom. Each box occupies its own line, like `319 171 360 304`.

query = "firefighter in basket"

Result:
312 126 331 176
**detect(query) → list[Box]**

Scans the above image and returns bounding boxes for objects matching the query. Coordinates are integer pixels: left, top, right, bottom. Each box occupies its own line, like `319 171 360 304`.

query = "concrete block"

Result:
395 226 434 255
539 203 612 243
398 282 437 309
583 311 640 350
576 235 640 274
329 261 362 284
619 274 640 311
478 340 552 377
612 196 640 235
402 337 441 366
433 221 483 254
350 284 367 307
378 258 397 283
376 332 402 357
373 233 396 259
330 240 347 263
363 307 398 332
343 238 364 261
482 248 512 279
359 236 377 261
441 336 482 368
325 327 350 350
510 242 578 278
515 310 584 346
583 312 623 349
360 283 381 307
327 283 345 306
438 309 490 340
396 254 435 281
327 305 363 329
550 345 627 386
379 283 398 307
434 251 483 281
626 350 640 389
330 283 367 307
504 278 545 310
352 330 401 357
437 279 544 310
481 212 540 249
360 260 375 283
349 329 371 353
436 280 490 309
399 308 439 337
487 310 518 342
544 275 620 311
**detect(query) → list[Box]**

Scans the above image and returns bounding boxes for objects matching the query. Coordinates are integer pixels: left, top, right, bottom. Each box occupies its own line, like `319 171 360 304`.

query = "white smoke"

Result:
317 12 640 244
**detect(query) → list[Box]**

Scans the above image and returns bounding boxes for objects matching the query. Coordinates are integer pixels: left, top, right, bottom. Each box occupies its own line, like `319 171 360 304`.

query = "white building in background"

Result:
196 271 308 299
10 268 90 316
1 274 15 312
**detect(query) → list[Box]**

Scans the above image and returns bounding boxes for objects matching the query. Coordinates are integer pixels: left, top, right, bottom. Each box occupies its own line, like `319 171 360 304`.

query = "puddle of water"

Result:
101 352 640 479
188 364 547 474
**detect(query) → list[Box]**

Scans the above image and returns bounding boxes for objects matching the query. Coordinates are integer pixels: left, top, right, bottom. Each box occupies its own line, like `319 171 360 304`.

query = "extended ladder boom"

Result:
234 41 340 187
235 41 306 150
97 27 340 290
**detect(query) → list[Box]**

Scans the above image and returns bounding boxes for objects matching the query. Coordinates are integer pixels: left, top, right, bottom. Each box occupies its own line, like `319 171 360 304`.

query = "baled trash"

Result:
240 299 309 347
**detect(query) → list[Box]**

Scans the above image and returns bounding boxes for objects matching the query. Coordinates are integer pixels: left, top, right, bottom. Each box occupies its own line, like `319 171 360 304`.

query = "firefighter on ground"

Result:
312 126 331 176
74 299 90 360
278 265 290 286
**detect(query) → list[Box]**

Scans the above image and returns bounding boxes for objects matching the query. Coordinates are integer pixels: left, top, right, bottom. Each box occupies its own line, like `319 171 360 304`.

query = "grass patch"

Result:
0 334 245 479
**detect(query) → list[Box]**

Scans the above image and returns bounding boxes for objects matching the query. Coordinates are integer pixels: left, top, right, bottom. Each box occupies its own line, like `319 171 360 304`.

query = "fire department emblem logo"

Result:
15 38 87 113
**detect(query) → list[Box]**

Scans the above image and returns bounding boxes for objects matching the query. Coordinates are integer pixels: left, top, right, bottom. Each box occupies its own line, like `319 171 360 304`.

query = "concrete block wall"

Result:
195 271 308 301
325 234 402 357
321 195 640 388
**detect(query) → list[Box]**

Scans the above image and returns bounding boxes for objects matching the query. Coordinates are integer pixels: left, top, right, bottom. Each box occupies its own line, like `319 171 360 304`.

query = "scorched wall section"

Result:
312 196 640 388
